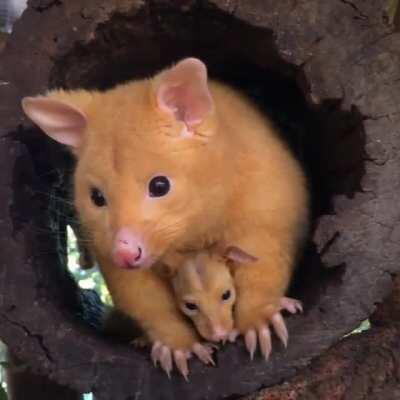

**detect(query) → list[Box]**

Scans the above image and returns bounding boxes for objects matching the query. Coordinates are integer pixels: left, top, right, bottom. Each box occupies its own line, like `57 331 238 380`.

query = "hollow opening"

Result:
66 225 111 306
24 4 367 341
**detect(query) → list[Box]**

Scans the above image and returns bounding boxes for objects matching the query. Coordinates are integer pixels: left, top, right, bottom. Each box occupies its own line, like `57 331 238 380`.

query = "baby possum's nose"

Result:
112 228 146 269
210 326 229 342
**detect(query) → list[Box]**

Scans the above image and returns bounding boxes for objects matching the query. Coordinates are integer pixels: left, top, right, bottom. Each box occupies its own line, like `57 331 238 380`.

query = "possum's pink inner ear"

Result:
156 58 213 128
21 97 87 147
224 246 258 265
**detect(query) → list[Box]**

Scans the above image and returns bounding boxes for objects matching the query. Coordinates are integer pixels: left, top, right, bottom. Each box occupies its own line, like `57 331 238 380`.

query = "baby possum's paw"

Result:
236 296 303 360
151 340 216 380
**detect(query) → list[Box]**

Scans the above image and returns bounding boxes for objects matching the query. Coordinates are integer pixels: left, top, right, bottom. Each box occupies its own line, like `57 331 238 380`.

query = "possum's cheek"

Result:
196 321 213 341
74 186 113 258
92 218 113 257
187 314 212 341
222 308 235 332
140 196 192 256
80 207 112 258
150 218 189 250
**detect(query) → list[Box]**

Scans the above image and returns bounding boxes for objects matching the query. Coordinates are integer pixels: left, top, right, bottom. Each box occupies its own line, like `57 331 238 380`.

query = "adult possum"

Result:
22 57 309 377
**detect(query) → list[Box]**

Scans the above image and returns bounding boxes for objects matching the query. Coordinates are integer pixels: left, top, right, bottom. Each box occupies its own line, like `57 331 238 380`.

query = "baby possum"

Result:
22 57 309 377
167 246 303 356
163 245 256 343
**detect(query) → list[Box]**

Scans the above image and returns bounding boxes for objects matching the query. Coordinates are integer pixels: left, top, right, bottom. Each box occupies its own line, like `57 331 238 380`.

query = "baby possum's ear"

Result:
153 58 214 133
221 246 258 270
21 96 87 148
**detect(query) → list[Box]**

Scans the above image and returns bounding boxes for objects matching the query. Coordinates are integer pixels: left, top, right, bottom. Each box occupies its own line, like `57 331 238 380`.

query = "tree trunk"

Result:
0 1 399 399
6 351 81 400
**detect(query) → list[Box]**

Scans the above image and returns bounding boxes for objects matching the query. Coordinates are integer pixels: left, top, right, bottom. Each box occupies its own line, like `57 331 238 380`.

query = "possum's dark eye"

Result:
148 176 170 197
184 302 198 311
222 290 231 301
90 187 107 207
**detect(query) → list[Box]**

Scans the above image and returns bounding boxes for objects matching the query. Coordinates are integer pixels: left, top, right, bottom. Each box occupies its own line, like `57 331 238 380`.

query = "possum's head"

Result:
22 58 227 269
169 246 257 342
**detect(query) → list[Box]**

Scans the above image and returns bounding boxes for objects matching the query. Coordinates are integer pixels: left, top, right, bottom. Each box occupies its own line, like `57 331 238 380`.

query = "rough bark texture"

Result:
6 351 81 400
0 1 399 400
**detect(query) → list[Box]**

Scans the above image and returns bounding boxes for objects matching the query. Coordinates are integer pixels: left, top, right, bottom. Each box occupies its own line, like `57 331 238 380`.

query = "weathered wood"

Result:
6 351 82 400
0 1 399 399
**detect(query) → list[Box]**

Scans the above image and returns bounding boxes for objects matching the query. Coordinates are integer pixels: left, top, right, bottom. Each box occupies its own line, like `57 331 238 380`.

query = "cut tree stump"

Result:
0 1 400 400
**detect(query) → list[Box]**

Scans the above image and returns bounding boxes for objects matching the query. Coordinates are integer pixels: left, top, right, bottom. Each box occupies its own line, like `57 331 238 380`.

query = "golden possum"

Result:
165 245 260 343
22 58 309 377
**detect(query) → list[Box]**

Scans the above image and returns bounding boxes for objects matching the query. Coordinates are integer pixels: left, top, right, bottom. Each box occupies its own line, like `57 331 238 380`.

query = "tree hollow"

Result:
0 1 399 400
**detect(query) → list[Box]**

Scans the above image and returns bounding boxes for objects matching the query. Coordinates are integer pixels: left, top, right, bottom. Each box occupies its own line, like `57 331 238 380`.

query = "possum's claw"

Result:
269 296 303 348
173 350 189 381
258 325 272 360
270 296 302 347
151 341 163 366
160 345 173 378
243 313 287 359
280 297 303 314
151 341 214 379
245 326 271 360
271 312 288 348
241 296 302 359
192 343 215 366
152 343 188 380
244 329 257 360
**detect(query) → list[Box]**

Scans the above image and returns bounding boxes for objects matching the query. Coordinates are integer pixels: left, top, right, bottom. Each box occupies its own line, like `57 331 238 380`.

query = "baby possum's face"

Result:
172 252 236 343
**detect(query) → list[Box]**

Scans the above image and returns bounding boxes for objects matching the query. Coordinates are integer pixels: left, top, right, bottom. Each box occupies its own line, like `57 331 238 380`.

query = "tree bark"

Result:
6 351 81 400
0 1 399 400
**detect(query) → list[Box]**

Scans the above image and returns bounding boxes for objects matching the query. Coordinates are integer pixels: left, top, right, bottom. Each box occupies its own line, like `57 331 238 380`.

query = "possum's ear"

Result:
154 58 214 129
21 97 87 148
223 246 258 265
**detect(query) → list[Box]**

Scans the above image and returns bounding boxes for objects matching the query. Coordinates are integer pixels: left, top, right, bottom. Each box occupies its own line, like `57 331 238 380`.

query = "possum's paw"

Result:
151 341 216 380
237 296 303 360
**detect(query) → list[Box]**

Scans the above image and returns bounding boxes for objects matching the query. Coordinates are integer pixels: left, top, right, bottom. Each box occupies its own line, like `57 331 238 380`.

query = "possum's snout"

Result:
112 228 151 269
197 316 234 343
209 326 229 342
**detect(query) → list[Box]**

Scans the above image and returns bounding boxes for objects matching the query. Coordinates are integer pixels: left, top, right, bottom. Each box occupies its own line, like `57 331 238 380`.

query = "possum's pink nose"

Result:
210 326 228 342
112 229 145 269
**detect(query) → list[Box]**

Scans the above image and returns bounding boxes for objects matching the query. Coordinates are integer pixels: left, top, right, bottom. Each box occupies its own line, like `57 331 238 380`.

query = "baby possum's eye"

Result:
221 290 231 301
90 187 107 207
184 302 198 311
148 176 170 197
